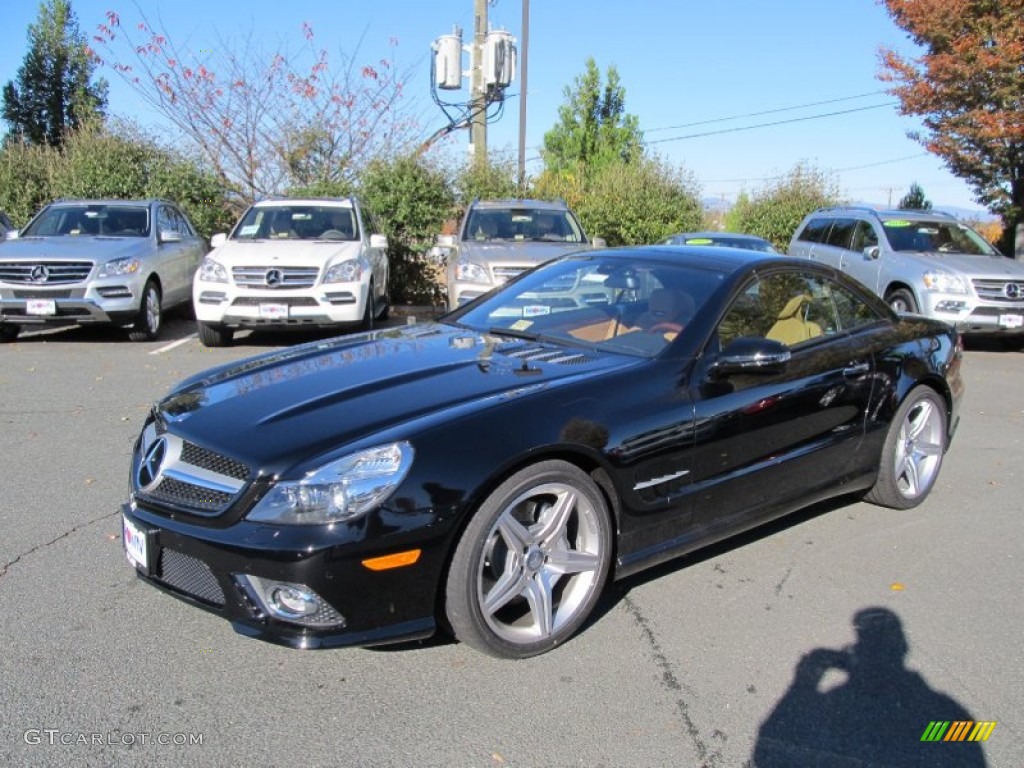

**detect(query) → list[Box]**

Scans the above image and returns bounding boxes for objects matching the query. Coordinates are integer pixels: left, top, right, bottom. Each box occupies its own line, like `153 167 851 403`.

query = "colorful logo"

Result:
921 721 997 742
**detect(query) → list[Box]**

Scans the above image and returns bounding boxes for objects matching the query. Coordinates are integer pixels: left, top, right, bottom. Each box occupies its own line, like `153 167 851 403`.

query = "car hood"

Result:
905 250 1024 278
459 240 590 267
0 236 149 261
156 323 633 474
211 239 362 265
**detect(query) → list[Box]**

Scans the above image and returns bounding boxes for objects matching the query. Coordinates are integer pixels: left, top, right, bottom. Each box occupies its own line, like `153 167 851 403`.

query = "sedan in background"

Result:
0 199 205 342
660 231 780 253
121 246 962 658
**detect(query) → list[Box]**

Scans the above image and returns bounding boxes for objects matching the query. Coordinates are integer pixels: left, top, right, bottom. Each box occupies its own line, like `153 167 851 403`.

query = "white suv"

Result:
193 197 389 346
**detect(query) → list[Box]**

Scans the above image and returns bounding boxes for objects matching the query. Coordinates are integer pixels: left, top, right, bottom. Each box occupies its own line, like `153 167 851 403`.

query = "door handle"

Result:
843 362 870 378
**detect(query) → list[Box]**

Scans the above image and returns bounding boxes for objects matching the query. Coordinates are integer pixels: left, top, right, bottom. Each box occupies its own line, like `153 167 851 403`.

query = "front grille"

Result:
180 442 249 480
0 261 93 284
232 266 320 289
492 266 528 283
973 279 1024 303
230 296 319 307
147 477 235 511
158 549 225 606
12 289 72 299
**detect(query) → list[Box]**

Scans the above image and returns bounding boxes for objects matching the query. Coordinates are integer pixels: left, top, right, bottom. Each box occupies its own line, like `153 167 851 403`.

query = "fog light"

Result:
235 575 345 628
934 301 966 313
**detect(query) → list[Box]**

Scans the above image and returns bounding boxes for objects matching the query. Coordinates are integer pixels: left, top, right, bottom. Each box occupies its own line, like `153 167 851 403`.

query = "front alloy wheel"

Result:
445 461 612 658
866 386 946 509
128 280 162 341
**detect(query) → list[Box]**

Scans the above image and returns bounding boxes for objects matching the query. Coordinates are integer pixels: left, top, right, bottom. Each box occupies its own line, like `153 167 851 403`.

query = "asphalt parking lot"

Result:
1 315 1021 768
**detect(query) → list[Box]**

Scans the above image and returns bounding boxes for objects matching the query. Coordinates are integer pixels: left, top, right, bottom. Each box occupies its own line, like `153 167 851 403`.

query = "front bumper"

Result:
0 283 142 327
121 502 443 649
920 293 1024 335
194 282 368 330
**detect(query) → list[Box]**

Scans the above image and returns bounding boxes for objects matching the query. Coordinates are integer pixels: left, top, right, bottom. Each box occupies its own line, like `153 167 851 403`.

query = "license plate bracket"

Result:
123 514 155 576
27 299 57 316
259 303 289 319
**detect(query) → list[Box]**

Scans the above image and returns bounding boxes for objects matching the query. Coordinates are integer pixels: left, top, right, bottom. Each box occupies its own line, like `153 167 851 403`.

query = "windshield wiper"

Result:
487 326 540 341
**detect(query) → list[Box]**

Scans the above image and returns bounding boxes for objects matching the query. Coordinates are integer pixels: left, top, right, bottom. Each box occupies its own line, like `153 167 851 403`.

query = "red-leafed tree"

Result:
878 0 1024 254
89 11 423 205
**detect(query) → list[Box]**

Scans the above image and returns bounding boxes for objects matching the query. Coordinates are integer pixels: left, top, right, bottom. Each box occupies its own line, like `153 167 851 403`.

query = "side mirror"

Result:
864 246 880 260
711 336 791 378
369 233 388 249
590 236 607 248
159 229 182 243
210 233 227 248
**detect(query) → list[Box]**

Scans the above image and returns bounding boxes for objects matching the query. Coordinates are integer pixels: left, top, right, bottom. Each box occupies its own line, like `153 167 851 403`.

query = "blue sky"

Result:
1 0 985 212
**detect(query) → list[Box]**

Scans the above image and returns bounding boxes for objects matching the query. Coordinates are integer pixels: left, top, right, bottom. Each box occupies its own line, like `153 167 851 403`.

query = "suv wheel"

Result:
197 321 233 347
360 284 376 331
885 288 918 314
128 280 162 341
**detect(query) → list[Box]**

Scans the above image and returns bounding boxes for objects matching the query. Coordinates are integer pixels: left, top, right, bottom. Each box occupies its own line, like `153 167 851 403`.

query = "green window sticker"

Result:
884 220 912 228
684 238 714 245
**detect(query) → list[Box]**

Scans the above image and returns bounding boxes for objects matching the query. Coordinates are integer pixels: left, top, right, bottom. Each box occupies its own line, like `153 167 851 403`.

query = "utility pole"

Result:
470 0 488 168
517 0 529 192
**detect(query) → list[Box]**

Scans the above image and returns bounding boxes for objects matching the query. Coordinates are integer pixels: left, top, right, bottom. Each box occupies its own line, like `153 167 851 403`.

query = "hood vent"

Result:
498 342 594 366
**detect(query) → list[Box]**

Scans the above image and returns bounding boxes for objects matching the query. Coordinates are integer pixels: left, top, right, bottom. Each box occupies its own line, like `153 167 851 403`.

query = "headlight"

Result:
455 258 490 285
922 270 967 294
324 259 362 283
98 258 140 277
247 442 414 525
197 257 228 283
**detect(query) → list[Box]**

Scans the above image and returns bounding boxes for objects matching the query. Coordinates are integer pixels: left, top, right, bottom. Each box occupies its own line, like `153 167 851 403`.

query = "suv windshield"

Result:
882 219 999 256
464 207 585 244
232 205 358 241
22 204 151 238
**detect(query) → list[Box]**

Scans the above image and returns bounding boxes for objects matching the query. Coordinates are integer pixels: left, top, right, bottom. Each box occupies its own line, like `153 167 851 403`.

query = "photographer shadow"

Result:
752 607 986 767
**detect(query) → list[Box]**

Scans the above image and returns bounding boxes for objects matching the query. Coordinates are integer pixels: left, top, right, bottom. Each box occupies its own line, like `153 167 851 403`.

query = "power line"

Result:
644 91 889 133
700 153 930 184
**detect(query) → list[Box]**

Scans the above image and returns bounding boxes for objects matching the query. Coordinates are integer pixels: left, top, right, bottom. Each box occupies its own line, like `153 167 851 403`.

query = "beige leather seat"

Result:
767 294 822 345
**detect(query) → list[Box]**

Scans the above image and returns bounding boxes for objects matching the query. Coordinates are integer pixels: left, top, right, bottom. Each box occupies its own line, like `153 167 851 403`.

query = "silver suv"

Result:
438 198 603 308
789 206 1024 341
0 199 206 342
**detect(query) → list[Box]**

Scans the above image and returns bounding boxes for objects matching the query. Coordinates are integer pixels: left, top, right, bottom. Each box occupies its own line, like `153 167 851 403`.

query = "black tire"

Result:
865 386 947 509
885 288 918 314
360 284 376 331
196 321 233 347
0 324 20 342
128 280 162 341
445 460 612 659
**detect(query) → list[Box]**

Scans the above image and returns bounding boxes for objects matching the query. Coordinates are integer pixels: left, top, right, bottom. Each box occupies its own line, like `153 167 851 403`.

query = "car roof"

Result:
470 199 571 211
809 205 958 223
667 232 770 242
46 199 166 206
587 244 795 273
253 197 354 207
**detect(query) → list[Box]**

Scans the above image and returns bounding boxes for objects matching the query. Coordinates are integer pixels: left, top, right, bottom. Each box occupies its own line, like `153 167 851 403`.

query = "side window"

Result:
797 217 832 244
827 280 883 331
849 221 879 252
824 218 856 249
171 207 195 237
719 271 838 348
157 206 174 235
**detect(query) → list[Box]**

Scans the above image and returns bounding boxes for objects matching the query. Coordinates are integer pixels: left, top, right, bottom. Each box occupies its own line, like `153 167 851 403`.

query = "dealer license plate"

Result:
123 514 151 575
26 299 56 316
999 314 1023 329
259 303 288 319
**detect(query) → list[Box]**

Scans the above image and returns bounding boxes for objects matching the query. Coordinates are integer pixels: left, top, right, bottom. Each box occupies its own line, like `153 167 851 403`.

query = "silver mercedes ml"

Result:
789 206 1024 345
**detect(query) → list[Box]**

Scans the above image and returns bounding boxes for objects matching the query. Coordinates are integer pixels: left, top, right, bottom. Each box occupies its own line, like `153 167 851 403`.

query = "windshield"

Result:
881 219 999 256
21 204 150 238
463 207 586 244
448 255 724 358
231 205 359 241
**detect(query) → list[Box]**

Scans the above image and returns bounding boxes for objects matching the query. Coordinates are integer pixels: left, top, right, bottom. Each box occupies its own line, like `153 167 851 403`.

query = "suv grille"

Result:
492 266 528 283
0 261 93 284
232 266 320 289
972 279 1024 303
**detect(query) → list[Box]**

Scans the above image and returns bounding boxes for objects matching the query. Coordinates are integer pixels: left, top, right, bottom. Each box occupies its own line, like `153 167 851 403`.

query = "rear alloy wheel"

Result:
197 321 233 347
445 460 612 659
0 324 20 342
885 288 918 314
128 280 162 341
866 386 947 509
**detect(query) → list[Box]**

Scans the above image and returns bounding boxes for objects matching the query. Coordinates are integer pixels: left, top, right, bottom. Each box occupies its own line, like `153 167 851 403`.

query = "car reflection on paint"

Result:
121 245 963 658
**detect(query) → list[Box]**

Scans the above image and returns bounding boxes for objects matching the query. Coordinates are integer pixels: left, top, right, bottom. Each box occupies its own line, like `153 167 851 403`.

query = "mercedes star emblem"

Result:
137 437 168 490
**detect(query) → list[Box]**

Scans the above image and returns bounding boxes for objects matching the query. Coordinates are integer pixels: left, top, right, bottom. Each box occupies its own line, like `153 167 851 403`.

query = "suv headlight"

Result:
455 257 491 285
197 257 228 283
247 442 414 525
98 257 140 278
324 259 362 283
922 270 967 294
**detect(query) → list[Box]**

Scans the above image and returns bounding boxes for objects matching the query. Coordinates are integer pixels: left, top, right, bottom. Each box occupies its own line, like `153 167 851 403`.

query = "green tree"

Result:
724 163 843 250
358 154 455 305
541 58 643 175
879 0 1024 254
2 0 108 146
899 182 932 210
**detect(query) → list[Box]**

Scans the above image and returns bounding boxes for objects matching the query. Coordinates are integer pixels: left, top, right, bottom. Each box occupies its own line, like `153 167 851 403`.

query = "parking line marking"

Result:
151 335 196 355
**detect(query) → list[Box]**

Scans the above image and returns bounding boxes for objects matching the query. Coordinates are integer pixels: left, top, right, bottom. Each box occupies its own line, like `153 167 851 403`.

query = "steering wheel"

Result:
648 322 683 335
